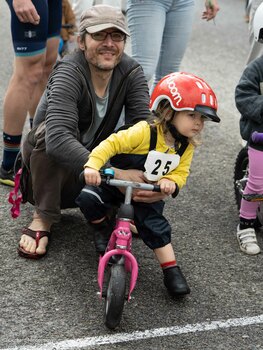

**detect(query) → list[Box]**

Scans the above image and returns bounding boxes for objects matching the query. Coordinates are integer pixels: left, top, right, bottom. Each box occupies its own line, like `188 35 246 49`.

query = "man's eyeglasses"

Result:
88 31 126 42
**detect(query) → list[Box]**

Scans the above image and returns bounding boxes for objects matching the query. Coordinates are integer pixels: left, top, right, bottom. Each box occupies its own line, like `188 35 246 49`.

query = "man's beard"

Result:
88 56 122 72
85 46 122 71
95 61 118 71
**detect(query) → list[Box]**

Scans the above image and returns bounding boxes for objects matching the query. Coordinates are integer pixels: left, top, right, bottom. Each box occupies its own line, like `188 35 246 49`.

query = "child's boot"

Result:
163 266 190 296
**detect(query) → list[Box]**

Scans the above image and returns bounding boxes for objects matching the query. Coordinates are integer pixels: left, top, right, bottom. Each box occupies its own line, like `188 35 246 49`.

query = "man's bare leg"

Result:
3 53 46 135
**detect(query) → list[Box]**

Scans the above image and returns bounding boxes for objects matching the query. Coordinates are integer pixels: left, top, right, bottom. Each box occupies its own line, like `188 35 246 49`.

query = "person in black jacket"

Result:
235 5 263 255
17 4 157 259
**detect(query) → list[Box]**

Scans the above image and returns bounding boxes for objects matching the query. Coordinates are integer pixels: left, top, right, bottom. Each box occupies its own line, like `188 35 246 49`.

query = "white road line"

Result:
2 314 263 350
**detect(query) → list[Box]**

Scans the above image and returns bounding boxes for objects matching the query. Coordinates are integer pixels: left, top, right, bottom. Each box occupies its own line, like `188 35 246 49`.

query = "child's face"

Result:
171 111 205 138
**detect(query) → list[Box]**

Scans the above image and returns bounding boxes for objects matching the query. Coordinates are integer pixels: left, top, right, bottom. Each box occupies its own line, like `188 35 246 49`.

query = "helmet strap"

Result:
166 122 188 151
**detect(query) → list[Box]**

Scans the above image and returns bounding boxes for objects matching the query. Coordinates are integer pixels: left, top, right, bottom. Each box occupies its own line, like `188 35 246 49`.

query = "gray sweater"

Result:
34 49 150 173
235 55 263 148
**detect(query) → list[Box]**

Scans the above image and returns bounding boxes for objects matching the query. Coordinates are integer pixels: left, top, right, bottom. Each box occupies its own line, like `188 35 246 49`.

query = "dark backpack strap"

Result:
148 126 188 155
115 123 133 132
149 126 157 151
176 140 189 157
116 123 157 152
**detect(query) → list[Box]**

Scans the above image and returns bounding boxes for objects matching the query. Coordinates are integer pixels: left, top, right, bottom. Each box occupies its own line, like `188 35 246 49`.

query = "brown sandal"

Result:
18 227 50 259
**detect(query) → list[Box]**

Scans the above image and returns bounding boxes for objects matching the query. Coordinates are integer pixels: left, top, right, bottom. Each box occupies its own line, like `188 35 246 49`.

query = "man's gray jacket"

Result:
33 49 150 173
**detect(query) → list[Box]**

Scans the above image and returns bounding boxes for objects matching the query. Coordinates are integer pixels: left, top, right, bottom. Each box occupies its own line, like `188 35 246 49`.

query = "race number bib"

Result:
144 150 180 181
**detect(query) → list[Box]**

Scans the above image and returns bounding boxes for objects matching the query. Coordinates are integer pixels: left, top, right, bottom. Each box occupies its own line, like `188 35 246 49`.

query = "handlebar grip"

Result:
251 131 263 144
172 184 179 198
79 168 179 198
153 184 179 198
153 184 161 192
79 168 114 186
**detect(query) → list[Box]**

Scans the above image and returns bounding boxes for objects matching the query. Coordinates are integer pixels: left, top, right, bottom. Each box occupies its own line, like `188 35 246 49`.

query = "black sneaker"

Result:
163 266 191 296
89 218 113 255
0 165 15 187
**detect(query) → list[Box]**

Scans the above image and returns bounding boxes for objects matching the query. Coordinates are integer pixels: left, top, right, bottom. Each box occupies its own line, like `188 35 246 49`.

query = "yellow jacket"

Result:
85 121 194 189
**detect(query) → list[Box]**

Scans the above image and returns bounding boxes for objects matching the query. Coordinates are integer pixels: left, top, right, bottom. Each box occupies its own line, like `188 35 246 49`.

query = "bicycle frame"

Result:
96 174 161 302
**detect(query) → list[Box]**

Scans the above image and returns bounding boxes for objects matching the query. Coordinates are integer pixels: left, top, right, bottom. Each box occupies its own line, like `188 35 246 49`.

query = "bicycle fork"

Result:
97 222 138 301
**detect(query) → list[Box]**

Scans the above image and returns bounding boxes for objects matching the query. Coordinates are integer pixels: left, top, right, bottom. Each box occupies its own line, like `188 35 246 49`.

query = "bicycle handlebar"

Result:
251 131 263 144
101 178 161 192
79 168 179 198
79 170 160 192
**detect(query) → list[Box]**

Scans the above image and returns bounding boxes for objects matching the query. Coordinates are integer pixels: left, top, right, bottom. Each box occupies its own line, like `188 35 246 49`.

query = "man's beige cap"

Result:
79 5 129 36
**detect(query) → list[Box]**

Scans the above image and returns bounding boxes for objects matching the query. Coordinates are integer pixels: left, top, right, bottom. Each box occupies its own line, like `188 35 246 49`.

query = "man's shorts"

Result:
6 0 62 56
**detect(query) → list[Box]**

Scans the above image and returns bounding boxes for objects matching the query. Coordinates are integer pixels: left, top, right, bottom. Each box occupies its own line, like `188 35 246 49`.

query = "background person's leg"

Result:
126 0 166 83
153 0 195 90
29 0 62 117
0 53 47 185
1 0 49 183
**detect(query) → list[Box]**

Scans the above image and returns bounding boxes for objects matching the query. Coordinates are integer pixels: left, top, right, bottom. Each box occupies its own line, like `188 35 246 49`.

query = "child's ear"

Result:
165 110 176 121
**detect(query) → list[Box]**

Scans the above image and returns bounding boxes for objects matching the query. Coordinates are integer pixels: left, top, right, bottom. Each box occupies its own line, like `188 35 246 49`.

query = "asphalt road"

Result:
0 1 263 349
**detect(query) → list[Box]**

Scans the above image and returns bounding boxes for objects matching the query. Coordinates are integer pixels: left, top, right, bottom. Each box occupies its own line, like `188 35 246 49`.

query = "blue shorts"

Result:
6 0 62 56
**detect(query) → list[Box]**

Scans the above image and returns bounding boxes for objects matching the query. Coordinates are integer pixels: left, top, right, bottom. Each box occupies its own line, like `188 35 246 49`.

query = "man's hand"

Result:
132 190 167 203
112 167 168 203
84 167 101 186
202 0 219 21
13 0 40 24
112 168 146 183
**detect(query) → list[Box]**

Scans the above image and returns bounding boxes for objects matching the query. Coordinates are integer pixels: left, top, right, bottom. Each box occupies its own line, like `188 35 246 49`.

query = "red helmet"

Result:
149 72 220 123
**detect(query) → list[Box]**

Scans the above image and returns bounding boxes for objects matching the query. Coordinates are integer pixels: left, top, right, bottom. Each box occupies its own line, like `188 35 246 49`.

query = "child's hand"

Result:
158 179 176 196
84 167 101 186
